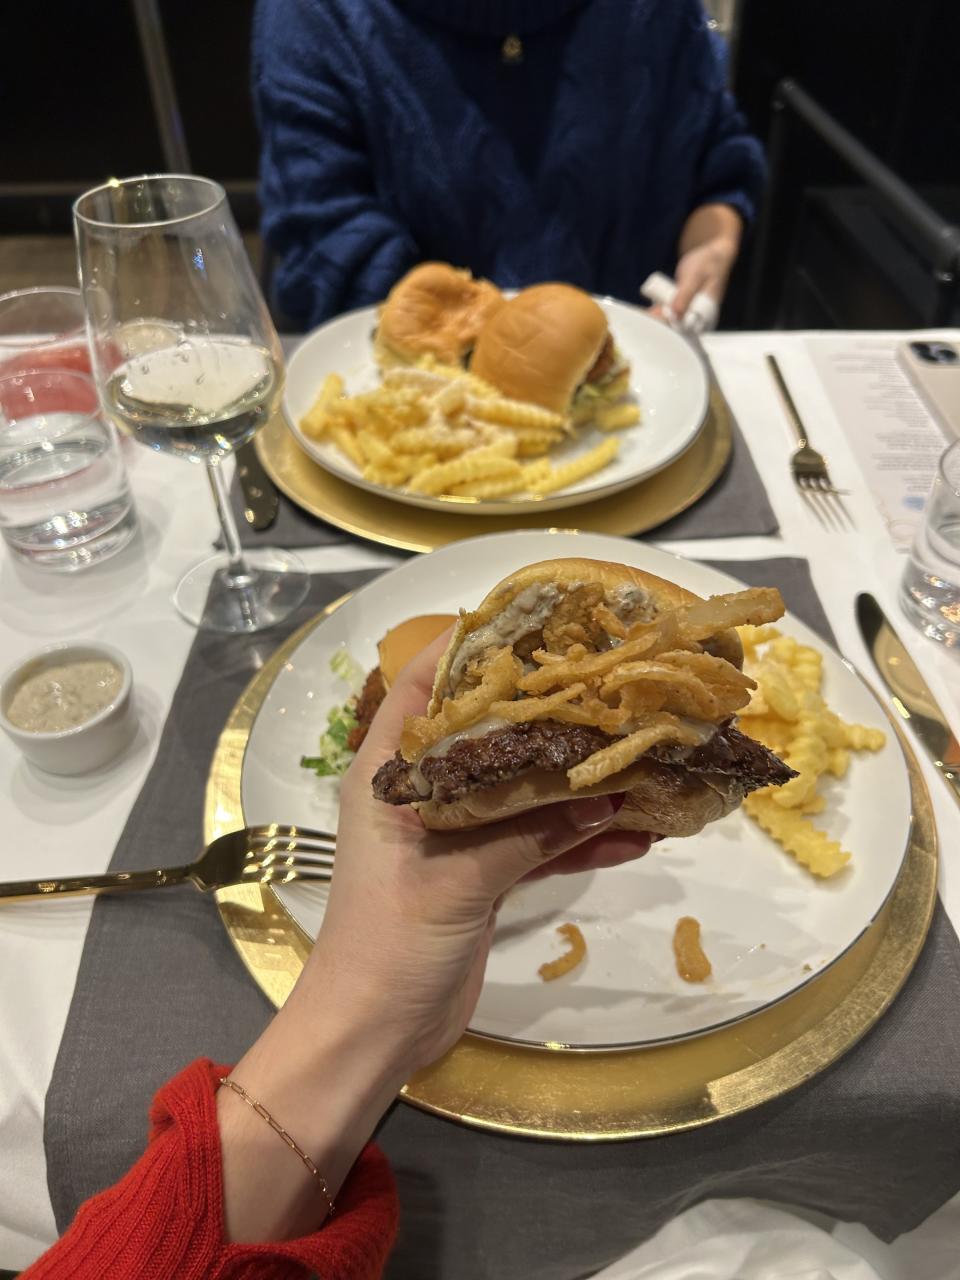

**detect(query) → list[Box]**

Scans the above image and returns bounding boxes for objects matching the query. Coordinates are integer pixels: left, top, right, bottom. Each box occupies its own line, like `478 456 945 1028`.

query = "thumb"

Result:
473 794 626 893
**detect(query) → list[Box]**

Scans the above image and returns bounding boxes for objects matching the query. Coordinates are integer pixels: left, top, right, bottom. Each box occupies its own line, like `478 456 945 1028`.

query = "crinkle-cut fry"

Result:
538 923 587 981
447 473 528 500
400 646 520 760
827 747 850 778
515 432 566 458
757 662 802 722
736 690 770 716
329 422 364 468
528 437 620 495
393 423 479 456
488 684 587 722
300 372 345 438
363 464 409 486
521 459 553 487
738 624 782 652
595 402 641 431
357 429 395 467
430 378 467 415
736 714 792 750
774 730 828 808
383 366 452 391
568 717 704 790
843 723 886 751
743 792 851 878
465 394 565 430
408 448 521 496
413 354 498 396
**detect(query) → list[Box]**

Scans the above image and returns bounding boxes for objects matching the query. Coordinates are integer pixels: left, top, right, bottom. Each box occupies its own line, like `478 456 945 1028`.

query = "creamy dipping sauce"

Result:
6 659 123 734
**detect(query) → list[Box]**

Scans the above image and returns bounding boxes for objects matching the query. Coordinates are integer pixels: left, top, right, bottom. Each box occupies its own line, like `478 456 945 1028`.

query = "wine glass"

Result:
73 174 308 633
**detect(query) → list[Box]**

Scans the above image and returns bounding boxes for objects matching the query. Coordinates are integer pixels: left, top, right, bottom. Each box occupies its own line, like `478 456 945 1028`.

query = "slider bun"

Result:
378 614 456 690
414 756 741 837
470 284 609 414
430 557 742 712
376 263 503 365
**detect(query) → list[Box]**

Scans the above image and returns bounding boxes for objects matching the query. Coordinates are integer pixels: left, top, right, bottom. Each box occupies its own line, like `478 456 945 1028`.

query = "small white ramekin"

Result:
0 641 134 775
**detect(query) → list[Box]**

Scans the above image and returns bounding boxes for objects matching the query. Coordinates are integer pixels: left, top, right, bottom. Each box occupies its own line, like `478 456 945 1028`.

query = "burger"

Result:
469 284 631 416
375 263 503 367
372 559 795 836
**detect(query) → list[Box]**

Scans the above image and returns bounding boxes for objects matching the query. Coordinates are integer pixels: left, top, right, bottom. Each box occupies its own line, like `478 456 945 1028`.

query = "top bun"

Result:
376 263 503 366
429 557 743 712
469 285 609 414
378 614 456 690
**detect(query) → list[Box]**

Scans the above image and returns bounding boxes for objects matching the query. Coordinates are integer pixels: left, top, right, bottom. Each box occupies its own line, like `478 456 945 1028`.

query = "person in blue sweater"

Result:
252 0 765 330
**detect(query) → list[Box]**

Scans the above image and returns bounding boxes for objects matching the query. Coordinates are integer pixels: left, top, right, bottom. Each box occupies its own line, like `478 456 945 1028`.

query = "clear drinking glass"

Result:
73 175 308 633
0 369 136 571
0 287 92 379
899 440 960 647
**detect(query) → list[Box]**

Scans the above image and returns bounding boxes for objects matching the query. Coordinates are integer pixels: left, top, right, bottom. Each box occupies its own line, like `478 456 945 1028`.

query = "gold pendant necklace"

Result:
501 33 524 64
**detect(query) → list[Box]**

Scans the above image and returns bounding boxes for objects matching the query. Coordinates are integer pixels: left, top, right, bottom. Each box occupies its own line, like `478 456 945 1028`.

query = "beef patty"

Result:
346 666 387 752
372 719 794 806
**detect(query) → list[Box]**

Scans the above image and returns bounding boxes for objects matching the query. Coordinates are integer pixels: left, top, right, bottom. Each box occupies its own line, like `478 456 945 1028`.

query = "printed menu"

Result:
806 336 949 549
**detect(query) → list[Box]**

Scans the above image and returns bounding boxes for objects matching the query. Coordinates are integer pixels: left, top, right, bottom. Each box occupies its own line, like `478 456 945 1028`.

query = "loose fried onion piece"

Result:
400 646 521 760
567 716 704 790
538 923 587 981
673 917 712 983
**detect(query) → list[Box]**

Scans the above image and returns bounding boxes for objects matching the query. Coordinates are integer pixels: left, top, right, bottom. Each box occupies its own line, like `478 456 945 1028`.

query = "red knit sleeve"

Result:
23 1058 399 1280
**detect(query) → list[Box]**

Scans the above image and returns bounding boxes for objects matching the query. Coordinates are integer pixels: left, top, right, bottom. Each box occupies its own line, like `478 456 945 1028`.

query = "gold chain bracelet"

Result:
219 1077 335 1218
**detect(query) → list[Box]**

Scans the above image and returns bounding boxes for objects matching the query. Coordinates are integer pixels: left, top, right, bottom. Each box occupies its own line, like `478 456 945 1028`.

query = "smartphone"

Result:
898 340 960 439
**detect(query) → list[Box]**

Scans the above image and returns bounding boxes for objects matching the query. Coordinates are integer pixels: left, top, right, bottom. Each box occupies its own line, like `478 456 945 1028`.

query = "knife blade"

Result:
236 440 279 531
856 592 960 807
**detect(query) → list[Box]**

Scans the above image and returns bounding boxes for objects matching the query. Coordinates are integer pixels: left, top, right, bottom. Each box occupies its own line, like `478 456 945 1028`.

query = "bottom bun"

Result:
414 757 742 838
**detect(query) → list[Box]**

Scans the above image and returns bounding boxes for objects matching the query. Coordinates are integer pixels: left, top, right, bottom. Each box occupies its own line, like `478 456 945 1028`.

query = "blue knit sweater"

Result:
252 0 765 328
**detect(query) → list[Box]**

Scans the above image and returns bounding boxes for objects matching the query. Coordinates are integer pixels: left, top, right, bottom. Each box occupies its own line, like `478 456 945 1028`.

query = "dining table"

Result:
1 328 958 1280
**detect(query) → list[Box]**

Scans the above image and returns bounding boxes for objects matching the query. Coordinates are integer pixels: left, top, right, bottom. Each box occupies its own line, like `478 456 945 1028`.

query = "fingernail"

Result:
568 793 623 832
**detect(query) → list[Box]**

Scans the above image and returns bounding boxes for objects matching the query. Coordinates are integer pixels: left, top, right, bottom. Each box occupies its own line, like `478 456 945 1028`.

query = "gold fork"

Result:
767 354 854 530
0 824 335 902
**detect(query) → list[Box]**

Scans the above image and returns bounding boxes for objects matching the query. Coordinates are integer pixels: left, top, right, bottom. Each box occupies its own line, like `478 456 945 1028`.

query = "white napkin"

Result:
640 272 718 335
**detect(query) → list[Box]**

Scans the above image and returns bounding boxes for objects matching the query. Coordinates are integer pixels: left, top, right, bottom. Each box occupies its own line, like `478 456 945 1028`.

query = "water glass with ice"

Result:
899 439 960 647
0 369 137 571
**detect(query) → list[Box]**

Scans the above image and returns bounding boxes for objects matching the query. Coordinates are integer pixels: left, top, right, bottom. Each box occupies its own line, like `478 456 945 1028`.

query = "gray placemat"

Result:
232 420 776 551
45 559 960 1277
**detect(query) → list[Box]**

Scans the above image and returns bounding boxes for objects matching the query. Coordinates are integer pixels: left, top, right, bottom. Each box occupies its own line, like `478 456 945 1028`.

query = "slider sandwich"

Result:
470 284 631 417
375 263 503 367
373 559 795 835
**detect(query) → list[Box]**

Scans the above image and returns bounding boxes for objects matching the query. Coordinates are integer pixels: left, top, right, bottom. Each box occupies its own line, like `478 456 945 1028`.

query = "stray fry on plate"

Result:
737 626 886 878
538 922 587 982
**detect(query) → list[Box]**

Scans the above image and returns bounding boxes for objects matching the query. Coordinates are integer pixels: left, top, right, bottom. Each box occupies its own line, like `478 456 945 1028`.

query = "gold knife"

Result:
236 439 279 530
856 592 960 807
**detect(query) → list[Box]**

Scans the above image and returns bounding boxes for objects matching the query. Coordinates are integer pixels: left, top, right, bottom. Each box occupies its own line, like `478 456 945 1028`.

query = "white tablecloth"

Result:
1 332 958 1276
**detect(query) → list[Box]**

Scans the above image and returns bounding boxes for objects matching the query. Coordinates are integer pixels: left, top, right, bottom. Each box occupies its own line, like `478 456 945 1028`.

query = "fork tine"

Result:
796 479 830 528
813 476 852 530
252 864 333 885
248 823 337 845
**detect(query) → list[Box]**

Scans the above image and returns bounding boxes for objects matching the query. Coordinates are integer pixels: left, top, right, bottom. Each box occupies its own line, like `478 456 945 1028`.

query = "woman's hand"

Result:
310 630 653 1075
652 202 743 326
219 632 652 1242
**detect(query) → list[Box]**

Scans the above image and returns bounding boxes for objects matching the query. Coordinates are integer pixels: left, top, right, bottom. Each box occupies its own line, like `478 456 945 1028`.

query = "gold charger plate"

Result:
255 387 732 553
205 602 938 1141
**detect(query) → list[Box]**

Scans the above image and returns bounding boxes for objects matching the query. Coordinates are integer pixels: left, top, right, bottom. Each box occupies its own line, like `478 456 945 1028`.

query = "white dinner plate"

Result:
240 532 911 1049
282 299 709 515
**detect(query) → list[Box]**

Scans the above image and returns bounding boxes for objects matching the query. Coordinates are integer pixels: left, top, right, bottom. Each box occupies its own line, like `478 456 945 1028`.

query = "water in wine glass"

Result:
103 336 279 462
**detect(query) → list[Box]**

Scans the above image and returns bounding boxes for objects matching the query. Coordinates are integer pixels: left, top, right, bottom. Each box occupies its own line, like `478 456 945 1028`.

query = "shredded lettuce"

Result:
300 702 358 777
330 646 364 692
300 647 365 777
